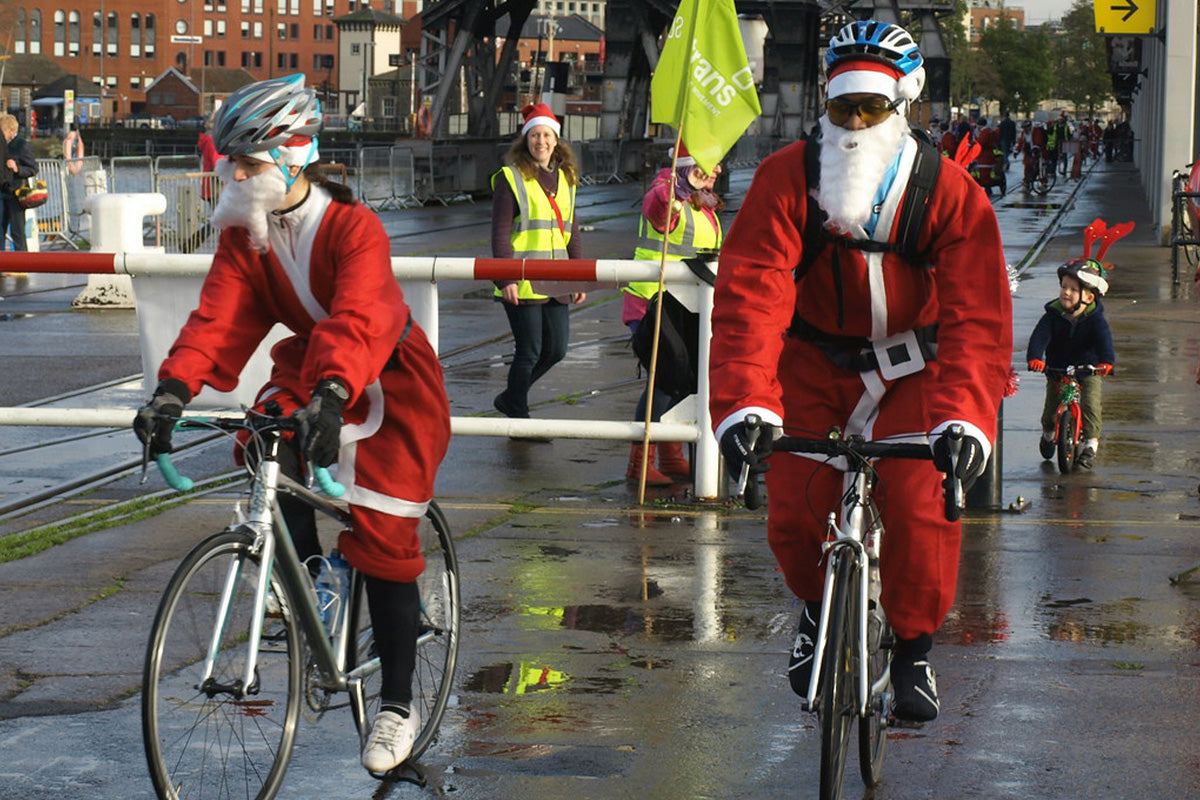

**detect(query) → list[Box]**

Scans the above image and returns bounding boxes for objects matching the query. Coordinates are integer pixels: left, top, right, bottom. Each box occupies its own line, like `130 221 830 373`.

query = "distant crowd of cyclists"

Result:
927 111 1135 196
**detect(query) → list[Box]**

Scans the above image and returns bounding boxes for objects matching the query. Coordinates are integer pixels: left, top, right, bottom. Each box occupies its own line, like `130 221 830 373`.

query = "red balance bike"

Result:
1045 365 1098 473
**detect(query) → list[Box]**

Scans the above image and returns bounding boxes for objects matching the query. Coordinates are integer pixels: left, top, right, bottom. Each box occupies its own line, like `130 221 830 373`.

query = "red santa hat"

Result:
668 141 696 167
521 103 561 137
826 57 923 103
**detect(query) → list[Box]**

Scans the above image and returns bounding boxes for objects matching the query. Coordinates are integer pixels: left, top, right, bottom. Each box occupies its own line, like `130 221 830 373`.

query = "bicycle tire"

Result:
1056 409 1076 474
857 579 891 787
143 528 301 800
819 553 857 800
350 500 460 766
1033 164 1055 196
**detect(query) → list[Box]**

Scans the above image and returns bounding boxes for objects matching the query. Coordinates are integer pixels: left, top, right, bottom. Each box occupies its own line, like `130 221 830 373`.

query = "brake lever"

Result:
738 414 763 509
942 424 965 522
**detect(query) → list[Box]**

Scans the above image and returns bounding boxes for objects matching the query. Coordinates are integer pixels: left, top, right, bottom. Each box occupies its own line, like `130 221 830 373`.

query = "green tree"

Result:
980 15 1054 115
1053 0 1114 115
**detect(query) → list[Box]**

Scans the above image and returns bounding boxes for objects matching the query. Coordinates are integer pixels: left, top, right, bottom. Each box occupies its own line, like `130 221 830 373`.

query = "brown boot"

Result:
657 441 691 480
627 443 672 485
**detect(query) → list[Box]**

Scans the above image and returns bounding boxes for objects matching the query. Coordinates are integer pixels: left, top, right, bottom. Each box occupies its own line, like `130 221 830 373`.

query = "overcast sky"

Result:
1022 0 1084 25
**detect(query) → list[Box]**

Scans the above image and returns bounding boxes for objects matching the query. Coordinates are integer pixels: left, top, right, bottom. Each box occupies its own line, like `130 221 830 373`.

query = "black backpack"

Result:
630 255 717 397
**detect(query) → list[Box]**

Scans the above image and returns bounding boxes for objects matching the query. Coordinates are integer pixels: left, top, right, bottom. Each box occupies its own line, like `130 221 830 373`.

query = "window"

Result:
68 11 80 56
29 9 41 54
204 19 213 36
14 10 24 55
351 43 360 55
145 13 156 56
383 96 396 118
277 22 287 39
278 0 287 14
131 76 141 88
217 19 227 36
255 0 264 12
291 0 301 14
313 24 322 39
241 0 250 12
253 21 263 37
130 13 141 57
291 23 299 37
107 11 118 56
53 10 64 57
241 22 250 38
92 12 102 55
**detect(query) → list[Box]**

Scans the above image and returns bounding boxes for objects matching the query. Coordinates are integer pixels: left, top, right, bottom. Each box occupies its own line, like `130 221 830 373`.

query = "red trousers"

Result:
765 341 962 641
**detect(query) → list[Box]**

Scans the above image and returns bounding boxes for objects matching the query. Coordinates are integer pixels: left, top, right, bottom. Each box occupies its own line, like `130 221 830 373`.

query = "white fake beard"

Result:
814 112 908 234
211 158 288 253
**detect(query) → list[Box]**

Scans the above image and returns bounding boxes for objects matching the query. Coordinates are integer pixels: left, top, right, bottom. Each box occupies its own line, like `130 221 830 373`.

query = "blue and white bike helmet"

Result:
824 20 926 103
212 74 322 185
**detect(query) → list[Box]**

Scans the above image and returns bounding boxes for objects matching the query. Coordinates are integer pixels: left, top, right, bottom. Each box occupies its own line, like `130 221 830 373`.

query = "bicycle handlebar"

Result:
736 425 964 523
1044 364 1100 378
149 415 346 498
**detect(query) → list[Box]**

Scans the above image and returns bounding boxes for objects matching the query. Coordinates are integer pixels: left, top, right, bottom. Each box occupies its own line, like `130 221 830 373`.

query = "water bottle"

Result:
313 550 351 636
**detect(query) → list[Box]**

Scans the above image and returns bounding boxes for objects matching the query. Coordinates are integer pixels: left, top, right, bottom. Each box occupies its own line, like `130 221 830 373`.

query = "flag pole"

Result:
637 127 685 504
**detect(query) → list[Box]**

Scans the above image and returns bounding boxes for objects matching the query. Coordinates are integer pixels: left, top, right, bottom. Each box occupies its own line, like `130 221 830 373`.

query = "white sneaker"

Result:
361 709 420 772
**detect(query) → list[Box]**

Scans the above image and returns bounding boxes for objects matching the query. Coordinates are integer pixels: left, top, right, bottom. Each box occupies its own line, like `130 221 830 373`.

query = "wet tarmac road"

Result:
3 158 1200 799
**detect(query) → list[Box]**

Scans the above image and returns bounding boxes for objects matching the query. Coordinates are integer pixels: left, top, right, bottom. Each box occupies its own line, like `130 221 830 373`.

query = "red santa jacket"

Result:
709 136 1012 447
161 195 422 425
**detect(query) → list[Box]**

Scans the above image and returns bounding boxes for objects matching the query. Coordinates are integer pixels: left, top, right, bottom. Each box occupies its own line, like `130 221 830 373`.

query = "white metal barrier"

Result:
0 195 723 498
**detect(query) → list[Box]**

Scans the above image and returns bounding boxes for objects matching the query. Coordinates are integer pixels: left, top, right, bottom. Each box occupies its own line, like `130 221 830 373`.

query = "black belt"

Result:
788 317 938 373
383 314 414 370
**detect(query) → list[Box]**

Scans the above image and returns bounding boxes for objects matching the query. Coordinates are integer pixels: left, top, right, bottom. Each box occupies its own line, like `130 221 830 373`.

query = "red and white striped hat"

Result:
826 57 911 102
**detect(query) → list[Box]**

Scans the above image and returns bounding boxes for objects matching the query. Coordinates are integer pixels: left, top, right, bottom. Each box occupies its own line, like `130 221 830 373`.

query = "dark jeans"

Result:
1 194 28 251
498 300 570 416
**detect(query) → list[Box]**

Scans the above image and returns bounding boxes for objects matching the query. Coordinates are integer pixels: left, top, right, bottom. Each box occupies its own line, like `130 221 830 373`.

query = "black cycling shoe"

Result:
891 642 939 723
1038 436 1055 460
788 602 820 703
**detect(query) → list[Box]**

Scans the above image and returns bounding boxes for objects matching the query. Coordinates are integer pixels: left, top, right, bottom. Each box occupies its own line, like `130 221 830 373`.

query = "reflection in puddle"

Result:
1039 595 1153 644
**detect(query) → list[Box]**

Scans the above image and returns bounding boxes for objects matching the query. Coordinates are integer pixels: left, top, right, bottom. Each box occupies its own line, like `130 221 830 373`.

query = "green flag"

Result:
650 0 762 174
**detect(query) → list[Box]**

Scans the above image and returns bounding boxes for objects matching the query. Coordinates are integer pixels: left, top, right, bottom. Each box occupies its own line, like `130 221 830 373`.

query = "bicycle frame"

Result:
805 464 883 718
201 431 359 700
1052 374 1084 449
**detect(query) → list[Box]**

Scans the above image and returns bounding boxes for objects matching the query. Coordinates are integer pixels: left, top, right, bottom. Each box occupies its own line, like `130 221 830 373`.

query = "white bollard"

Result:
72 192 166 308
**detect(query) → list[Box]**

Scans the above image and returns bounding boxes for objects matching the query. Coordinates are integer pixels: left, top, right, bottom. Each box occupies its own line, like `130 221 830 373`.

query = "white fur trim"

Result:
522 115 561 136
827 70 899 101
897 67 925 101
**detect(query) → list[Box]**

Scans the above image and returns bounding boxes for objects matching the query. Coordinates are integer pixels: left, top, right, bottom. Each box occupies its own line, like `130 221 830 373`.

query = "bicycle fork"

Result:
806 475 880 718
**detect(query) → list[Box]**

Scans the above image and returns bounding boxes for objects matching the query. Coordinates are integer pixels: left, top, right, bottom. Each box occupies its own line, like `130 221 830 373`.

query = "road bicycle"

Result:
140 409 460 800
1043 365 1098 474
741 418 964 800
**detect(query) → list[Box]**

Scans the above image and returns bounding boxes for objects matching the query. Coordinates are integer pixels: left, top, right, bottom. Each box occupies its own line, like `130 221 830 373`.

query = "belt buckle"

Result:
872 329 925 381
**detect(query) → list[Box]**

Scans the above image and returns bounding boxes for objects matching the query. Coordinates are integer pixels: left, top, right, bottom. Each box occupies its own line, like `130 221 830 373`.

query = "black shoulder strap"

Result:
893 137 941 262
683 251 717 287
796 133 826 282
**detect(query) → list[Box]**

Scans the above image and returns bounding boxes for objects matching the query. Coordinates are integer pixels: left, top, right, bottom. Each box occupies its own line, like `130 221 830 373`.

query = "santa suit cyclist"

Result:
133 74 450 772
709 21 1012 723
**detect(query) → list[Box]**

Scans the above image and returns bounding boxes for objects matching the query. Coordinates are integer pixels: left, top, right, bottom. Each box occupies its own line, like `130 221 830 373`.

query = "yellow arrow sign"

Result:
1094 0 1156 34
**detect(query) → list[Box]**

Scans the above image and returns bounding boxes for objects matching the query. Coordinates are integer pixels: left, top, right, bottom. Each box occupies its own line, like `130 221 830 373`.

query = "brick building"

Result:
3 0 425 121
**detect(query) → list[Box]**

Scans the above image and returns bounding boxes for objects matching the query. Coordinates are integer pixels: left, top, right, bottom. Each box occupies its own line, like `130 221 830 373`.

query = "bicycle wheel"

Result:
819 552 857 800
350 501 460 764
143 528 301 800
1056 409 1077 474
1033 163 1055 195
857 579 891 787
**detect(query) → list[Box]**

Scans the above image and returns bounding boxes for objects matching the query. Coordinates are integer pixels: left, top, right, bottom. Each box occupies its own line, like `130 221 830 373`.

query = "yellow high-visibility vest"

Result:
492 165 576 300
625 200 722 300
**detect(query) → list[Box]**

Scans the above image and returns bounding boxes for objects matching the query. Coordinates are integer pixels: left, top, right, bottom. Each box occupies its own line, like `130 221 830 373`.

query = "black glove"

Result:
720 419 776 480
297 379 347 468
133 378 192 456
931 429 987 492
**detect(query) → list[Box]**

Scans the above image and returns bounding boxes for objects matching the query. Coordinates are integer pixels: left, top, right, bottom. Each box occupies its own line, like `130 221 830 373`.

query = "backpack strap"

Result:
892 137 941 263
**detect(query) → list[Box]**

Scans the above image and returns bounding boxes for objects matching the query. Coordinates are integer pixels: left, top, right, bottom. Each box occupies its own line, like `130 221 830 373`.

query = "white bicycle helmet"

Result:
825 20 925 102
212 74 322 159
